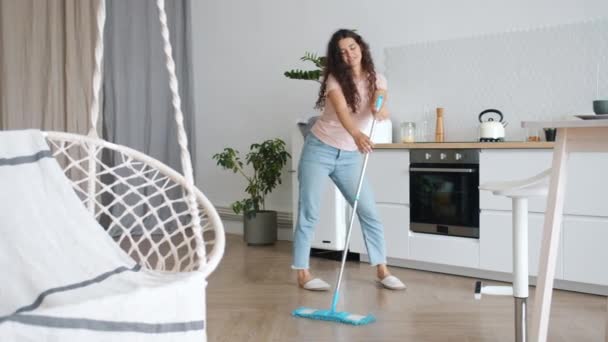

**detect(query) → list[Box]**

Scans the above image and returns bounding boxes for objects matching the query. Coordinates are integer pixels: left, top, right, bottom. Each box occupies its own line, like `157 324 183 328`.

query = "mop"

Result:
292 95 384 326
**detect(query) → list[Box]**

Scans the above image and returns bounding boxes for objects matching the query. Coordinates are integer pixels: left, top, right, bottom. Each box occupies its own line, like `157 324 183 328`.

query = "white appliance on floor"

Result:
290 117 392 251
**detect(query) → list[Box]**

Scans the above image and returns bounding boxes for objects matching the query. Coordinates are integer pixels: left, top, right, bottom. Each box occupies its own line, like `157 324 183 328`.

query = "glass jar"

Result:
525 127 541 142
400 122 416 143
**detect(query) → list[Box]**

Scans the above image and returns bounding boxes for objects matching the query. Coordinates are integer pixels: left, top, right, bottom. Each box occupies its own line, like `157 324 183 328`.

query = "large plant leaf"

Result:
300 52 326 69
283 69 322 81
284 51 325 81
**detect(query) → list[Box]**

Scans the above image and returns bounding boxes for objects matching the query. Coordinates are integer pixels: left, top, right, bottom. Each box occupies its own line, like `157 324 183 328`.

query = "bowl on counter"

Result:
593 100 608 115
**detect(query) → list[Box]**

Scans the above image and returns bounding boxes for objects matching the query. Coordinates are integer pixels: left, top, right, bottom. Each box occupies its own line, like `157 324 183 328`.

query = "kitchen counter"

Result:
350 147 608 297
375 141 554 149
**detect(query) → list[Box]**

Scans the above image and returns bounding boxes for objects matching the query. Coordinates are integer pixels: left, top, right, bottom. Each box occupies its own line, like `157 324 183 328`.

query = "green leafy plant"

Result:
213 139 291 217
284 52 326 82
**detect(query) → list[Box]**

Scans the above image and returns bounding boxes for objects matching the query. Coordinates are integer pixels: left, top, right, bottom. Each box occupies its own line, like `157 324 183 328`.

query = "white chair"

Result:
0 0 224 340
475 169 551 342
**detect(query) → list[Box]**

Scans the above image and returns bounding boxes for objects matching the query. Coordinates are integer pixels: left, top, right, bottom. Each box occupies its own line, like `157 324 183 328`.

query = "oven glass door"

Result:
409 163 479 237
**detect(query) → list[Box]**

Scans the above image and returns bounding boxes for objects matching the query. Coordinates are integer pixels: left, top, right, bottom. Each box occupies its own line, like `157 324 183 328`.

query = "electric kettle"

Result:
478 109 507 142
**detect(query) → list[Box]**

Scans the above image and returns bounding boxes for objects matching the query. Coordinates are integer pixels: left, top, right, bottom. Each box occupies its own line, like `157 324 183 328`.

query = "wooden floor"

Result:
206 234 607 342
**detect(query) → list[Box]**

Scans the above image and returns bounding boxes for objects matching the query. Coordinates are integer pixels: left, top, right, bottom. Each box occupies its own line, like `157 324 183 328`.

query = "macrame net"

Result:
45 134 222 276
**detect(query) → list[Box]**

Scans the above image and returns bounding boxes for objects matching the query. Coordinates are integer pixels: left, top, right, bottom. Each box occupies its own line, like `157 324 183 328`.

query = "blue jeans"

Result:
292 133 387 269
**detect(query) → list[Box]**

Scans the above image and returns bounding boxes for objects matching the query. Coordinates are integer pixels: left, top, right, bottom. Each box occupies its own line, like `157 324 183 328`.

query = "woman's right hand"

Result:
352 131 374 154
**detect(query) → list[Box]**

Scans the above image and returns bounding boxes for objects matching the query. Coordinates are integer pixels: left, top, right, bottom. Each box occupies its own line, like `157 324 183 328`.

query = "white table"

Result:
521 119 608 342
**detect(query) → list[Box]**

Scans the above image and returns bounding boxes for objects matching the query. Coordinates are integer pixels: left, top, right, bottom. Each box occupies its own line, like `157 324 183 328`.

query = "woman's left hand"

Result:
371 91 389 121
373 106 390 121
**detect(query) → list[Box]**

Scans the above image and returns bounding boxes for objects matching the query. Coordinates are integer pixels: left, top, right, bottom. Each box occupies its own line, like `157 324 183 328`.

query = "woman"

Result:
293 29 406 291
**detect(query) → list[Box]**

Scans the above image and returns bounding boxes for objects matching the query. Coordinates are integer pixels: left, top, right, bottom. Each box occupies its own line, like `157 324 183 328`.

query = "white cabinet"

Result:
479 211 511 272
349 219 366 254
480 150 608 217
409 232 479 268
479 149 608 289
480 150 552 213
351 149 410 259
351 204 409 259
563 153 608 217
366 150 409 204
563 216 608 286
479 211 564 278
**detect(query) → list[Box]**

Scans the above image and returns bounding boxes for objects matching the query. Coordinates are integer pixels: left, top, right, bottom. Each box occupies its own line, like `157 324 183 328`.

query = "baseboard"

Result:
222 220 244 235
311 248 359 262
277 227 293 241
359 254 608 296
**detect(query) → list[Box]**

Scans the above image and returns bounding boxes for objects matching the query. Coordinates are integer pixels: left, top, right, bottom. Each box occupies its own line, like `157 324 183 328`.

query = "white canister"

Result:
364 118 393 143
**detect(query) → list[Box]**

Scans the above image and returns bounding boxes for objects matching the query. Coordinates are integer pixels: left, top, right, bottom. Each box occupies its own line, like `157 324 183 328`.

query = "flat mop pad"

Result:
292 307 375 326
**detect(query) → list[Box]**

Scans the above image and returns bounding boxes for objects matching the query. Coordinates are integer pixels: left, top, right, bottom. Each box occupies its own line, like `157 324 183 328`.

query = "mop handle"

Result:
330 95 383 312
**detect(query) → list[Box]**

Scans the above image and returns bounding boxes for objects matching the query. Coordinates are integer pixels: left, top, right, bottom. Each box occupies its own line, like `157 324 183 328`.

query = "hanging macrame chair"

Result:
43 0 224 277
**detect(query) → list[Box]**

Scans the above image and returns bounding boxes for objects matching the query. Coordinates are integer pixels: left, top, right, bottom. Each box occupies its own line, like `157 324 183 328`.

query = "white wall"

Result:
190 0 608 212
386 19 608 142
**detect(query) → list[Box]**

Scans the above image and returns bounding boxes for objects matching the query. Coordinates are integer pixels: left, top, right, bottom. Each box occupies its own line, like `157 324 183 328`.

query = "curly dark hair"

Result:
315 29 377 113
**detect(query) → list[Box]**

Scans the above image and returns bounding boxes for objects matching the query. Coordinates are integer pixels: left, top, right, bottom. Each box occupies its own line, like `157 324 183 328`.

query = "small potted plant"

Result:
213 139 290 245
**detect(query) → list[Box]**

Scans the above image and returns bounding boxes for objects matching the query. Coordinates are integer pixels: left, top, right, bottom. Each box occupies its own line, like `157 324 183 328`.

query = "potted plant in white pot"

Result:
213 139 290 245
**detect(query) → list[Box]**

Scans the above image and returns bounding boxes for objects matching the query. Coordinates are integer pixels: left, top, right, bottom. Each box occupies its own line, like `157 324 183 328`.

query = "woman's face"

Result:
338 37 362 69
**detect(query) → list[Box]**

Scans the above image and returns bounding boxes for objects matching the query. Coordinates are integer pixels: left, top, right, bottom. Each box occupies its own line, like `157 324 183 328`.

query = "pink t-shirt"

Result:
310 73 388 151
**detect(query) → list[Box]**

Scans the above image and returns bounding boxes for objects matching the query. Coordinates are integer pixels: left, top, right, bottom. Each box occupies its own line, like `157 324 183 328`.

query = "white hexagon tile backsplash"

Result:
386 18 608 142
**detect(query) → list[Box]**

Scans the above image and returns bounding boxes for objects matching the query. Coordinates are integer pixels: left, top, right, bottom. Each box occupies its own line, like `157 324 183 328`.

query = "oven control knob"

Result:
455 153 462 160
425 153 431 160
440 153 447 160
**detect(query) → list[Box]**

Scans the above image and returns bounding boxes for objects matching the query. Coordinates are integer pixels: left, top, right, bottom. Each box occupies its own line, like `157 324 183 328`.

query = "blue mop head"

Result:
292 307 376 326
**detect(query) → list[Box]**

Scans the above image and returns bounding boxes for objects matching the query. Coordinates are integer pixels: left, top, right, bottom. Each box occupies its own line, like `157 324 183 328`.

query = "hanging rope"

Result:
88 0 105 138
84 0 106 213
155 0 205 261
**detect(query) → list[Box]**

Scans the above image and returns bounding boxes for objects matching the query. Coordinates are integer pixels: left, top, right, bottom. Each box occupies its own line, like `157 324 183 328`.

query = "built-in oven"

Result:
409 149 480 238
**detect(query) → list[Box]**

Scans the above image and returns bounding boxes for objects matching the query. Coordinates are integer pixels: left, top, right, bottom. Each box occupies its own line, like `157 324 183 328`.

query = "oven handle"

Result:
410 167 477 173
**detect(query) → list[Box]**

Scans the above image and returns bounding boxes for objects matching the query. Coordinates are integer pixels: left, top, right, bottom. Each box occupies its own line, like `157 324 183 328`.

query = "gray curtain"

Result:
0 0 98 132
102 0 196 177
100 0 196 234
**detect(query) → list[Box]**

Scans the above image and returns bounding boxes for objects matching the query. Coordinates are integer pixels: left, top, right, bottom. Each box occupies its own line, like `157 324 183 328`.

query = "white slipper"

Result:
301 278 331 291
378 275 406 290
